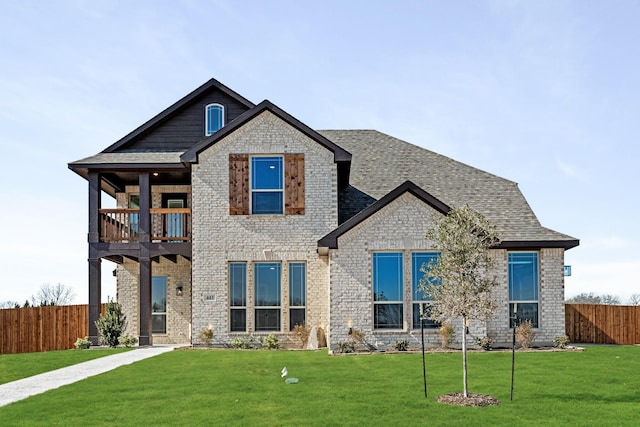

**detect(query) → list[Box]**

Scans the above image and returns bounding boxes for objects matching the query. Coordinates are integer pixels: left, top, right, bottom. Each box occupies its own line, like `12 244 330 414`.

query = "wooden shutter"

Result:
229 154 249 215
285 153 305 215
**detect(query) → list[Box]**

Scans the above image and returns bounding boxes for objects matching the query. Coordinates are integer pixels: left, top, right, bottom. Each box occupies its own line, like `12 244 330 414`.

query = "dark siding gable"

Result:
120 89 252 152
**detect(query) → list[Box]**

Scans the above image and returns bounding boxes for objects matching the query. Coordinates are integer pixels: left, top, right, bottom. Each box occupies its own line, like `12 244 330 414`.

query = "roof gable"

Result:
104 78 255 153
318 181 449 250
181 100 352 164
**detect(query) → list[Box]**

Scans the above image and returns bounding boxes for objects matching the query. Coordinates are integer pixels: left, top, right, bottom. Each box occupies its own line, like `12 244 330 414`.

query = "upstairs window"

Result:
205 103 224 136
251 156 284 215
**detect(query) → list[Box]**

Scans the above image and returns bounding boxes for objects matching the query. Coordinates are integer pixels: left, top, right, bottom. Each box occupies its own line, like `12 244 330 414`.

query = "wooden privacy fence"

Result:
0 304 104 355
565 304 640 345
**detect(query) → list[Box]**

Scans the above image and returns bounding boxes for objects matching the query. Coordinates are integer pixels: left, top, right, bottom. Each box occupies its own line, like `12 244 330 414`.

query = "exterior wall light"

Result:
176 286 184 296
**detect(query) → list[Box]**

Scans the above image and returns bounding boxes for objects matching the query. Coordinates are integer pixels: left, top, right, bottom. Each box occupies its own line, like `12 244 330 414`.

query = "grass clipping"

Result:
436 393 500 407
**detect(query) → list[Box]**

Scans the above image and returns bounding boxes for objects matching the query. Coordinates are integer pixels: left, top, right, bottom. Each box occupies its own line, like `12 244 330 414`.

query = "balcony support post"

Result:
138 172 153 346
87 172 102 345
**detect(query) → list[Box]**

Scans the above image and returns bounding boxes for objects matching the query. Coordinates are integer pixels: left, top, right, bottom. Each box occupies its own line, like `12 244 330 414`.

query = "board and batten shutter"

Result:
285 153 305 215
229 154 249 215
228 153 304 215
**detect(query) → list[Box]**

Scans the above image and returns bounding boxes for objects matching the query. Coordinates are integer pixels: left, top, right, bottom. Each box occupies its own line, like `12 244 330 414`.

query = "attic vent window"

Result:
205 103 224 136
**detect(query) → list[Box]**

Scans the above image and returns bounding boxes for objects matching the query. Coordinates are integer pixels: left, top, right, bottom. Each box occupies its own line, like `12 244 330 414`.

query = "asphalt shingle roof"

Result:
319 129 576 244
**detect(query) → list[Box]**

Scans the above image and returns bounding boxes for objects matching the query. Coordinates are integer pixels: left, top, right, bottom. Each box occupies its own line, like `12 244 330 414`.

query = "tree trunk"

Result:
462 316 468 397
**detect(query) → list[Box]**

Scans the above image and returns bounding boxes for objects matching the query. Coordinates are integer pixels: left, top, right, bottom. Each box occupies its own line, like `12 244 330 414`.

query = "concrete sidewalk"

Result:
0 346 181 407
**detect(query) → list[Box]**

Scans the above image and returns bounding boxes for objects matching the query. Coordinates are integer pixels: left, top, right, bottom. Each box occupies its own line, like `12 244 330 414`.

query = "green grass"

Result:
0 346 638 426
0 348 130 385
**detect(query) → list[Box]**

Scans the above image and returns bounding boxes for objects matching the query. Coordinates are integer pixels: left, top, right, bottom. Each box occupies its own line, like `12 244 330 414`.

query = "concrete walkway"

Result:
0 346 181 407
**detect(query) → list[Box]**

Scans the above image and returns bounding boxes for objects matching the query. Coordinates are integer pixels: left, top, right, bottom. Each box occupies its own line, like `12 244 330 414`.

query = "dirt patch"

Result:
436 393 500 407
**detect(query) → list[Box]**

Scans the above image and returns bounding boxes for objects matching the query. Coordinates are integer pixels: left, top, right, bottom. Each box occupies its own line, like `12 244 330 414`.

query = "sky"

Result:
0 0 638 305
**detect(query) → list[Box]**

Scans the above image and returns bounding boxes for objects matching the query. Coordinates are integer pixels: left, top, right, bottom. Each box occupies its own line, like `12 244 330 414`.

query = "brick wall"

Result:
190 111 337 346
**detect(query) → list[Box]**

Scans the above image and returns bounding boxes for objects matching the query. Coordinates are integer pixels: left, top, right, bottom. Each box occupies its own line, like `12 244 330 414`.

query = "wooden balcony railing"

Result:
99 208 191 243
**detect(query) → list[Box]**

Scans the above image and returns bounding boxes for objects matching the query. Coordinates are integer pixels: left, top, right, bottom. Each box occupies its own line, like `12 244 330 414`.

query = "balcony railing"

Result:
99 208 191 243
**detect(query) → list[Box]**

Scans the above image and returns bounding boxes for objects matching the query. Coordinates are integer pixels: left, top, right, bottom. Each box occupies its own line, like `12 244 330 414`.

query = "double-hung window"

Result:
229 263 247 332
255 262 281 331
412 252 440 329
508 252 539 327
205 103 224 135
289 263 306 330
251 156 284 215
373 252 403 329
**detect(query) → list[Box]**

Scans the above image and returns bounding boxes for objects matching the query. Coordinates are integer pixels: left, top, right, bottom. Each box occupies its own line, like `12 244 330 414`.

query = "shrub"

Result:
198 328 214 346
438 323 455 349
394 339 409 351
95 300 127 347
74 336 91 349
348 328 366 344
475 336 493 351
261 333 280 350
553 335 570 349
229 333 257 349
118 334 138 348
516 320 536 349
336 341 355 353
292 324 311 349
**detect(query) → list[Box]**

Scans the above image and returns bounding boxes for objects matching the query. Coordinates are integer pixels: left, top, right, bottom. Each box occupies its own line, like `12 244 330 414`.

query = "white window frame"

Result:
205 103 224 136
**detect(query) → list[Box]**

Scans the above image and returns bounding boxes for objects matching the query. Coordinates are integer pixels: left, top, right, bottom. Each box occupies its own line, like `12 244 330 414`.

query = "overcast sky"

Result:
1 0 638 305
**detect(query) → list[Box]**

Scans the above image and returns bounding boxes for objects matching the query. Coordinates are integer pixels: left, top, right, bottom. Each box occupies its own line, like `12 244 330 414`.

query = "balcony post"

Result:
138 172 152 346
87 172 102 345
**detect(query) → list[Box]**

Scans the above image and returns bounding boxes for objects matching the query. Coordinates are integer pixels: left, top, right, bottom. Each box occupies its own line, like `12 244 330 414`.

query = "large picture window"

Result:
508 252 539 327
373 253 403 329
151 276 167 335
251 156 284 215
229 263 247 332
255 263 281 331
289 263 306 330
412 252 440 329
205 103 224 135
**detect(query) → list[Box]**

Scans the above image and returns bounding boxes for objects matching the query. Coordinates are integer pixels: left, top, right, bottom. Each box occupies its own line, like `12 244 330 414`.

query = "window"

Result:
229 263 247 332
412 252 440 329
251 156 284 215
508 252 539 328
151 276 167 334
289 263 306 330
129 194 139 239
205 103 224 135
373 253 403 329
255 263 281 331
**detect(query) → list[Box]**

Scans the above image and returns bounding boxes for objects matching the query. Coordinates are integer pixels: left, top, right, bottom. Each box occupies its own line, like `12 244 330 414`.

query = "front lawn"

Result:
0 346 638 426
0 348 130 385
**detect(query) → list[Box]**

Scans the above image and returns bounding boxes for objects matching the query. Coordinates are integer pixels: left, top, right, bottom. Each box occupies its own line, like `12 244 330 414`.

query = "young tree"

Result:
421 205 500 398
31 283 76 306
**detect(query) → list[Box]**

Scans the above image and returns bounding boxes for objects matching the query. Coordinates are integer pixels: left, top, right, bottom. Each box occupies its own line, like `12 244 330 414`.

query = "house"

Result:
68 78 579 350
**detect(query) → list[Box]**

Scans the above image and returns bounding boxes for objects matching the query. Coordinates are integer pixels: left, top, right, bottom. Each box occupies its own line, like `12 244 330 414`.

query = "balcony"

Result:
99 208 191 243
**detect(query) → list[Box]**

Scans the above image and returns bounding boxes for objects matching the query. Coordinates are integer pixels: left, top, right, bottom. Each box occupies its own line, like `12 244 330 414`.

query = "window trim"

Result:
151 276 167 335
508 251 540 328
254 262 282 332
411 252 440 330
372 252 404 330
205 103 225 136
229 262 247 332
289 262 306 330
250 155 284 215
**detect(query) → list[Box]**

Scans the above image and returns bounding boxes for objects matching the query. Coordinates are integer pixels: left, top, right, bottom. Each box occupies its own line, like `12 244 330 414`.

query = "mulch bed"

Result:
436 393 500 407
